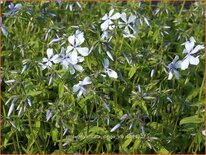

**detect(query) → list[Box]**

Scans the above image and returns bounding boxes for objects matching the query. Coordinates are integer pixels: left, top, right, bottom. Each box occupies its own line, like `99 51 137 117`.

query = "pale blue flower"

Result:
181 37 204 70
101 9 120 31
73 76 92 99
110 123 121 132
103 58 118 79
39 48 60 70
167 55 181 80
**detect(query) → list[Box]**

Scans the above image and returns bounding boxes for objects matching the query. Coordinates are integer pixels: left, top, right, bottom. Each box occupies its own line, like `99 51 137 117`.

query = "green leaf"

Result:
158 147 170 154
132 100 149 115
35 120 41 128
3 130 14 147
133 139 140 150
27 91 42 96
58 82 64 99
51 128 58 142
89 126 107 135
180 115 203 125
128 66 137 79
122 138 133 149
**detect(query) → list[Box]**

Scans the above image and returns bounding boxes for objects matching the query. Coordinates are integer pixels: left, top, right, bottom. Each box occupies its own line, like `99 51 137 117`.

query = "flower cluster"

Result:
100 9 140 40
39 30 89 75
167 37 204 80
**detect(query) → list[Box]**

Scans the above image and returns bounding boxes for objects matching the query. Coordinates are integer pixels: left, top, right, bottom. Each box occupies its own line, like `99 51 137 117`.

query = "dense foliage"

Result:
1 1 205 153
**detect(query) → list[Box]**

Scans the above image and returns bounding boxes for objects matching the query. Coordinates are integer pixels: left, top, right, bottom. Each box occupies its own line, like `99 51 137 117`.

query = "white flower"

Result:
8 102 15 117
39 48 60 70
167 55 181 80
166 96 172 103
119 13 137 38
5 79 16 84
106 51 114 61
58 47 84 74
143 17 150 26
27 96 32 107
150 68 155 78
103 101 110 112
5 3 22 16
73 76 92 99
66 30 89 60
181 37 204 70
66 2 82 11
103 58 118 79
202 130 206 136
48 37 63 45
0 17 8 37
110 123 121 132
46 110 53 122
100 31 113 42
100 9 120 31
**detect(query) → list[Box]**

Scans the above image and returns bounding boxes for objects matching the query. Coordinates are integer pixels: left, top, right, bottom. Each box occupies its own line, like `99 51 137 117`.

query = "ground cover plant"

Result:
1 1 205 154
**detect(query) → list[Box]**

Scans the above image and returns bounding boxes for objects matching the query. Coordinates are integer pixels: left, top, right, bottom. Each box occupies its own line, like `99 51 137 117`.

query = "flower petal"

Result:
111 12 121 20
101 14 108 20
107 69 118 79
82 76 92 85
103 58 110 68
101 20 110 31
172 55 179 63
181 57 190 70
76 47 89 56
109 9 114 17
120 12 127 22
51 54 60 63
184 41 195 53
68 65 75 74
173 70 180 79
69 50 78 64
168 71 173 80
47 48 53 59
8 102 15 117
106 51 114 61
61 60 68 69
68 35 75 46
66 45 74 53
42 57 48 63
74 64 84 72
191 45 204 54
189 36 196 43
110 123 121 132
73 84 80 92
77 90 83 99
144 17 150 26
128 14 136 23
189 55 199 65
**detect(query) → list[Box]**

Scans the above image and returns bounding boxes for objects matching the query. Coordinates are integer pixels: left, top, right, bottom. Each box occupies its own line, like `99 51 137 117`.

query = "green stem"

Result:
15 130 21 153
59 119 63 153
12 130 17 153
28 112 41 153
198 73 205 116
178 0 185 16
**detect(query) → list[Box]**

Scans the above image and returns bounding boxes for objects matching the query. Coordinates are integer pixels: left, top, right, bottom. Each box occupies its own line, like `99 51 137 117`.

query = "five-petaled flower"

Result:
118 13 137 38
167 55 181 80
100 9 120 31
181 37 204 70
103 58 118 79
58 47 84 74
66 30 89 63
39 48 60 70
73 76 92 99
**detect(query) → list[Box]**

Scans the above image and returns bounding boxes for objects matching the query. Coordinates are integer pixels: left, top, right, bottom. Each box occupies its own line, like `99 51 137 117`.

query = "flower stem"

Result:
59 119 63 153
28 112 42 153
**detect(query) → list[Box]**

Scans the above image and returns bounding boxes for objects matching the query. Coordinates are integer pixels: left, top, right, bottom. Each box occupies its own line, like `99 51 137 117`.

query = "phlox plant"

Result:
1 1 205 154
